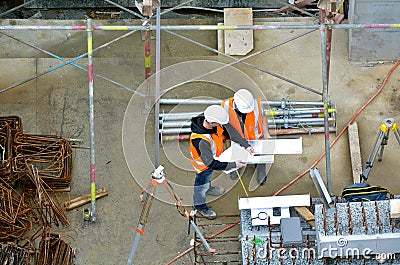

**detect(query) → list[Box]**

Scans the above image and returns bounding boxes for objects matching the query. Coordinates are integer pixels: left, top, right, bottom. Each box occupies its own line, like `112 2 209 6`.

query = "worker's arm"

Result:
223 123 251 149
196 139 237 170
261 114 271 139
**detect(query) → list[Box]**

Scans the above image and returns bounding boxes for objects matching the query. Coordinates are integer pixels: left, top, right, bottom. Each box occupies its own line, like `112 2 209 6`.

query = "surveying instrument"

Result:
127 165 215 265
360 118 400 183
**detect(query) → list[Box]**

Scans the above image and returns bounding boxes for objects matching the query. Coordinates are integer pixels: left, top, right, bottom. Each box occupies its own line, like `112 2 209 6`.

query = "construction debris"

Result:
0 242 33 265
0 116 75 264
35 229 75 265
14 133 73 190
64 187 108 211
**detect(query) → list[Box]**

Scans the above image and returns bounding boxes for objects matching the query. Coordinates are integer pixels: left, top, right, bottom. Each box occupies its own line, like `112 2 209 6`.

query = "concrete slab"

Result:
0 17 399 264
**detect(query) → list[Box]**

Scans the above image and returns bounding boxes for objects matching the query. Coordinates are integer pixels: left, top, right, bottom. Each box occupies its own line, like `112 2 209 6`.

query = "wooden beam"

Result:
64 188 108 211
294 206 315 228
348 122 363 183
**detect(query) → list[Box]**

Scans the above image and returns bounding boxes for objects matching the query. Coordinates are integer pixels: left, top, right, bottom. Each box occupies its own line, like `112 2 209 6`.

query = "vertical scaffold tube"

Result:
87 19 97 222
154 6 161 167
145 26 152 110
320 24 332 194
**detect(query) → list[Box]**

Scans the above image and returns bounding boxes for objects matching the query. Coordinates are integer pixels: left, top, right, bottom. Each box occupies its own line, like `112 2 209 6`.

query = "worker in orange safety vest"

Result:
222 89 271 185
190 105 254 219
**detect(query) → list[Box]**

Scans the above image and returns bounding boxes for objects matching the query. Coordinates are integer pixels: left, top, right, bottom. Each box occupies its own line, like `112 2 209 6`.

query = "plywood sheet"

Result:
224 8 253 55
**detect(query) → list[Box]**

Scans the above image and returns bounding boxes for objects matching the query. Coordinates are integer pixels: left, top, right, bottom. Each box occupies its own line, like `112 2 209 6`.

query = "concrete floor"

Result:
0 17 399 264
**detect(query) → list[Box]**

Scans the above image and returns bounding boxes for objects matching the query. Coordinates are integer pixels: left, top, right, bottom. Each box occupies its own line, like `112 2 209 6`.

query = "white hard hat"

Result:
234 89 254 113
204 105 229 125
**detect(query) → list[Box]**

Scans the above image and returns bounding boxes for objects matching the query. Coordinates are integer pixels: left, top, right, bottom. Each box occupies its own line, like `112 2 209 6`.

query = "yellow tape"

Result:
145 57 151 68
91 183 96 201
87 37 93 54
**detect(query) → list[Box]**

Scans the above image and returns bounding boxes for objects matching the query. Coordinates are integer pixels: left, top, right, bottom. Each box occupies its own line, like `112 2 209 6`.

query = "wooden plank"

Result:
390 199 400 219
348 122 363 183
224 8 253 55
294 206 315 228
64 188 108 211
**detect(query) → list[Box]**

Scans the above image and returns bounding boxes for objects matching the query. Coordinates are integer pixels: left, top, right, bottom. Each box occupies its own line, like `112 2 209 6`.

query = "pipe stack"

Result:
158 98 336 140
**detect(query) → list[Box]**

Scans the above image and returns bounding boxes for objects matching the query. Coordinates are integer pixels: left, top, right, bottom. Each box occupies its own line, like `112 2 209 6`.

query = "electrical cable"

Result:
274 60 400 196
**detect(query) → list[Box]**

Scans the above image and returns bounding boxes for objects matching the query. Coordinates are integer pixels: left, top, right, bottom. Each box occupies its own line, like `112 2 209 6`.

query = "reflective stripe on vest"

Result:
222 97 263 140
189 126 224 173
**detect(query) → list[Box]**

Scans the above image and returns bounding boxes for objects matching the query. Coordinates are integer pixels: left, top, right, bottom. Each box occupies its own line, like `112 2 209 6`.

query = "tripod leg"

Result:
377 132 389 162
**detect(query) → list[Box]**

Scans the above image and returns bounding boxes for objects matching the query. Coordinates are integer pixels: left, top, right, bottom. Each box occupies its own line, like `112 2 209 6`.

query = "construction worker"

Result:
190 105 254 219
222 89 271 185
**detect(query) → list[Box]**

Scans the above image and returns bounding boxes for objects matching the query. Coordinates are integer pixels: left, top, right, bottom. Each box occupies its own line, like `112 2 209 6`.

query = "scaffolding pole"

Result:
154 5 161 167
320 24 332 195
87 19 97 222
1 23 400 31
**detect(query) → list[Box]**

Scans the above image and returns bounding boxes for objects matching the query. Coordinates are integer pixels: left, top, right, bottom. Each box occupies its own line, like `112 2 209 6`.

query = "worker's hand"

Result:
260 134 271 139
235 161 246 169
246 146 254 155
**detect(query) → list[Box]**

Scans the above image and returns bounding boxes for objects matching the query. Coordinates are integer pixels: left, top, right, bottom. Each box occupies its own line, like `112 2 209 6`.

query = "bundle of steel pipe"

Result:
159 99 336 139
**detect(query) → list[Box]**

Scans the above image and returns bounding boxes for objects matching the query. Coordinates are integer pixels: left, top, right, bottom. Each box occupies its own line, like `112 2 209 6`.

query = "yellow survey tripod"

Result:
360 118 400 183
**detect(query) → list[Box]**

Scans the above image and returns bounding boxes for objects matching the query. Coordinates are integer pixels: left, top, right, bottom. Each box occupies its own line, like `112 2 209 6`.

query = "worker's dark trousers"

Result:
193 167 213 209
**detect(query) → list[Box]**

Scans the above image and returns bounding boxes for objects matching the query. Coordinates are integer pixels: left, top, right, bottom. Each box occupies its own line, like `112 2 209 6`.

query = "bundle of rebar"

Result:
25 166 70 227
0 116 23 185
0 184 36 242
35 229 75 265
13 133 73 190
0 242 32 265
158 99 336 140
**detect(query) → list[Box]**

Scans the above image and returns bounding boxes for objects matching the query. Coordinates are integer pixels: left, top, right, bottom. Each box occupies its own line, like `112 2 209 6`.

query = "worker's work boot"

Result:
206 186 225 196
196 207 217 220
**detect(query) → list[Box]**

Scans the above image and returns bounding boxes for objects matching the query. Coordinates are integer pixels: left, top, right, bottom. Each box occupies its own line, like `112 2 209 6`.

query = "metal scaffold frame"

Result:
0 0 399 242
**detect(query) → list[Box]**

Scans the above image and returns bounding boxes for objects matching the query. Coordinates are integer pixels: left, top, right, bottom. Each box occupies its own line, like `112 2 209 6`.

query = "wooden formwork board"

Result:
223 8 254 55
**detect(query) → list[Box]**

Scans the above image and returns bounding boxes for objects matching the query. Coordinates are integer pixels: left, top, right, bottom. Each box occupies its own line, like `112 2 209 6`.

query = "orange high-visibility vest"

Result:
190 126 224 173
222 97 263 140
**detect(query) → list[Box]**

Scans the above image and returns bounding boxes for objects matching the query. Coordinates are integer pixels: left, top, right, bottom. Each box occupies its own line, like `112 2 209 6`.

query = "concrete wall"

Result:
26 0 284 8
349 0 400 62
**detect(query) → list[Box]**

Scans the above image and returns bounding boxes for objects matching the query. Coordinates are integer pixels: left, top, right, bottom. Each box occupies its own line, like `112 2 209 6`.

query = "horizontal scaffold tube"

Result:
161 126 337 139
159 98 324 107
1 24 400 31
160 118 335 128
160 108 335 121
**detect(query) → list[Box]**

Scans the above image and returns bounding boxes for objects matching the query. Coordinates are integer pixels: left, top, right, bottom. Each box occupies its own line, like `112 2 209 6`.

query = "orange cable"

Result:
164 61 400 264
274 61 400 196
